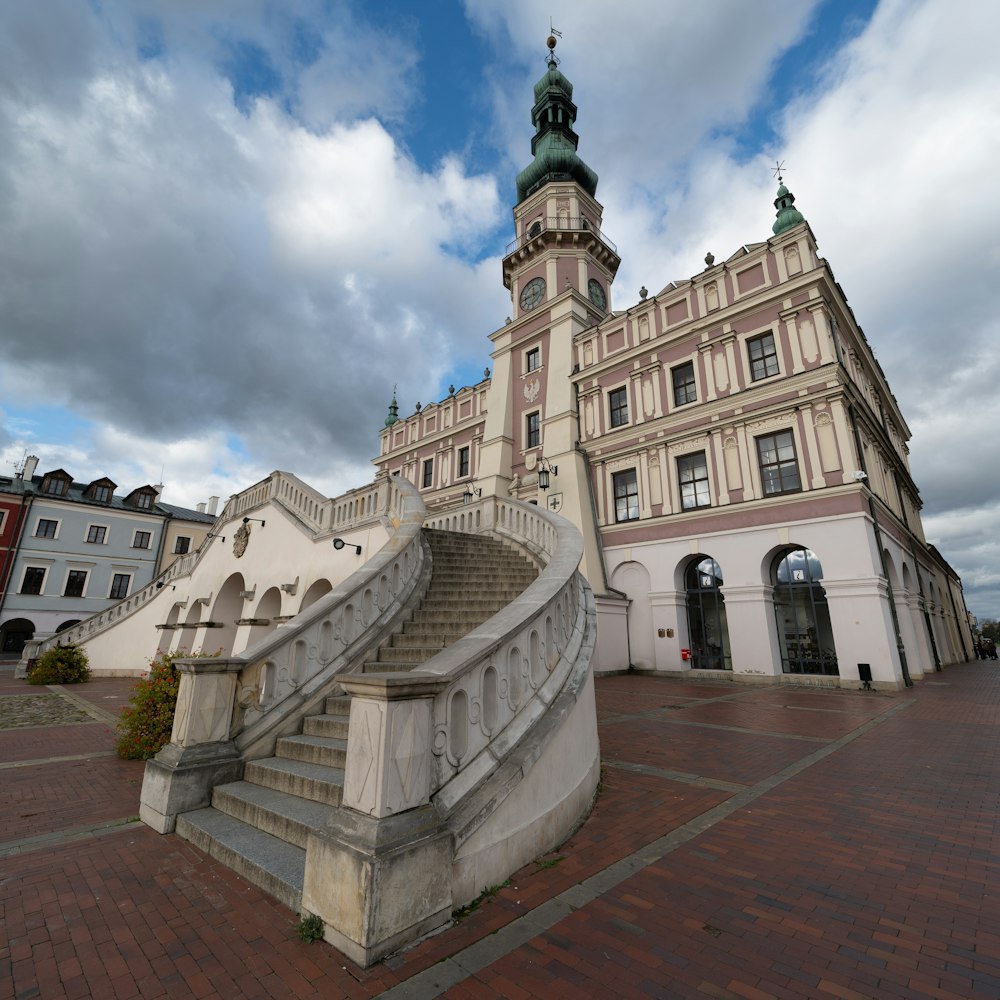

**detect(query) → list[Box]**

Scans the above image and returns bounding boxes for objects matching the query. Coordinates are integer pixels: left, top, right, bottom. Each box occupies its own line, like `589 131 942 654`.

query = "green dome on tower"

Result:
772 180 805 235
515 43 598 203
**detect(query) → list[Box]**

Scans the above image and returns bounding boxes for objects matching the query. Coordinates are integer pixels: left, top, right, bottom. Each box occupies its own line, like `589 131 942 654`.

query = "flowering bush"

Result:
116 652 183 760
28 645 90 684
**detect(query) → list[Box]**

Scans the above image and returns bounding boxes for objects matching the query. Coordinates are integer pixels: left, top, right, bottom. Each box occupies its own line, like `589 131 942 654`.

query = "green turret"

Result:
384 390 399 427
515 38 598 202
772 179 805 235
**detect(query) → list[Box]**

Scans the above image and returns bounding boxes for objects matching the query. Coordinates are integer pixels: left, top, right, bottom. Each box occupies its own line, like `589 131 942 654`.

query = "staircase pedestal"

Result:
140 741 243 833
302 804 453 968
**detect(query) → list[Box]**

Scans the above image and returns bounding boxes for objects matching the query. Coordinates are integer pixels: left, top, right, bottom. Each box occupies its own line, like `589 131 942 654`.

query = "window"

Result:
174 536 191 555
757 430 801 496
422 459 434 489
135 493 153 509
748 332 780 381
64 570 87 598
678 452 711 510
526 347 541 372
133 530 152 549
93 485 111 503
613 470 640 522
458 447 470 479
526 411 540 449
35 519 58 539
45 478 67 496
609 387 629 428
86 525 107 544
110 573 131 600
20 567 46 595
672 362 697 406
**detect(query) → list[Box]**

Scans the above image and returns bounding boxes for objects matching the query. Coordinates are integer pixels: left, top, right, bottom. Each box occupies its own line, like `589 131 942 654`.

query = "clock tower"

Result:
478 35 620 591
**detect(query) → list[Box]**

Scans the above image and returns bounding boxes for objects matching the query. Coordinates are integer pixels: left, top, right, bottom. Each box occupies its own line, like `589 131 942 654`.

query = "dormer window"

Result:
124 486 157 510
40 470 72 496
86 479 116 503
136 493 152 509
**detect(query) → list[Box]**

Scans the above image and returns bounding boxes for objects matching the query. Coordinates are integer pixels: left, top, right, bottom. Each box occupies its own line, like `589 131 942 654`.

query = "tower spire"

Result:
515 32 598 203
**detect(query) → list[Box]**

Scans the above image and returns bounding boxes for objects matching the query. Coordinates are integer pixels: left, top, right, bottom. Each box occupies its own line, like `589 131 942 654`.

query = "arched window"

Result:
685 556 732 670
772 547 838 675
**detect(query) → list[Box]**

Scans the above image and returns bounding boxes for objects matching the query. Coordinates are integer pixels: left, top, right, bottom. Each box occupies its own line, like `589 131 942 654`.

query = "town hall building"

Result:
374 38 972 690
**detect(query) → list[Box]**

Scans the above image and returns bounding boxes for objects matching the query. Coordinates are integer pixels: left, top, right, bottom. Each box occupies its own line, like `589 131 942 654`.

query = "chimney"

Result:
153 483 164 499
207 496 219 516
196 503 206 514
20 455 39 481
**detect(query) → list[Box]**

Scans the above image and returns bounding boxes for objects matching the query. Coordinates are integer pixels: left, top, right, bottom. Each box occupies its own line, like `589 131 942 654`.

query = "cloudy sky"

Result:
1 0 998 619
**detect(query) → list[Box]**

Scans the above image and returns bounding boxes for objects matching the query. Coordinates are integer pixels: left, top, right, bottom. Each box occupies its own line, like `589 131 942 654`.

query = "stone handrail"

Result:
337 496 594 837
23 471 395 667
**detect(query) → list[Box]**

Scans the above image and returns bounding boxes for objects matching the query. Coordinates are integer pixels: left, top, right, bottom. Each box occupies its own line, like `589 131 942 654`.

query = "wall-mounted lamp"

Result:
333 538 362 555
852 471 868 482
205 532 225 543
463 485 482 505
242 516 266 526
538 457 558 490
155 581 164 590
280 579 298 595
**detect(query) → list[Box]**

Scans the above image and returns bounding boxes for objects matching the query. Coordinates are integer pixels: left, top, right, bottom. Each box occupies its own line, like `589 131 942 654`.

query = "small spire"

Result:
771 161 805 235
383 385 399 427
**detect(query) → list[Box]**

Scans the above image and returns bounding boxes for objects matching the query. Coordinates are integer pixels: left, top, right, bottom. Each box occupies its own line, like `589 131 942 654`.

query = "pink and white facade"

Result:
376 50 971 690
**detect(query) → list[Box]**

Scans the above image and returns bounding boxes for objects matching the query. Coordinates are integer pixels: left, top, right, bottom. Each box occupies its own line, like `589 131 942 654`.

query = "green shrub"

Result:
27 645 90 685
116 652 184 760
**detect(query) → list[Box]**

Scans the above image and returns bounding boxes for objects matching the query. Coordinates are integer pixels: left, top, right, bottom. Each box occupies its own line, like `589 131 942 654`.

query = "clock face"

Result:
588 278 607 310
519 276 546 312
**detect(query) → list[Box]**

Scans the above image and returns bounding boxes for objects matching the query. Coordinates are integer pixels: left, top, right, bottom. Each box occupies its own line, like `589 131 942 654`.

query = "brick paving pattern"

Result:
1 662 999 999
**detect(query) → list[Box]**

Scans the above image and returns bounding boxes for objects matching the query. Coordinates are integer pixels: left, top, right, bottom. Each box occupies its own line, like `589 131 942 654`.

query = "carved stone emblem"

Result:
523 378 541 403
233 522 250 558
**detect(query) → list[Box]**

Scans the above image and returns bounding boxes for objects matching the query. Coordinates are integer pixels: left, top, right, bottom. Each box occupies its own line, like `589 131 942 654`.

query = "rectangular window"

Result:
526 347 540 372
93 485 111 503
422 458 434 489
458 446 470 479
174 536 191 555
748 332 780 381
64 570 87 598
526 411 540 449
672 362 697 406
132 530 152 549
45 479 66 496
35 518 58 539
86 525 107 544
612 470 640 522
609 387 629 428
136 493 153 509
110 573 131 600
678 452 711 510
20 567 46 595
757 430 802 496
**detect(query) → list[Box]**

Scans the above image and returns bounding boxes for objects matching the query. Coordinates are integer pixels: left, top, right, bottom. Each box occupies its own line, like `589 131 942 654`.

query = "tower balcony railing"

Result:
504 216 617 257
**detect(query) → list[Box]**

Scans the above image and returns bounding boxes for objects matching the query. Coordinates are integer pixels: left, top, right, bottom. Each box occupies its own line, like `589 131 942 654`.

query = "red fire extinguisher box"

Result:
681 648 690 661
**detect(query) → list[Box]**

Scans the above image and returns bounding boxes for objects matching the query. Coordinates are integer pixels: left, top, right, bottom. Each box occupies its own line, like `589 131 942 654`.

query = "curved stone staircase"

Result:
174 528 539 911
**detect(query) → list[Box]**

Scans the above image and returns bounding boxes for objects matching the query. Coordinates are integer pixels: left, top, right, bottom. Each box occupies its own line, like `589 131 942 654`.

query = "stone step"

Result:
175 808 305 913
324 695 351 716
390 631 459 649
212 780 337 850
362 658 430 674
276 733 347 768
245 756 344 806
303 713 350 739
418 599 508 613
375 645 445 664
407 606 504 623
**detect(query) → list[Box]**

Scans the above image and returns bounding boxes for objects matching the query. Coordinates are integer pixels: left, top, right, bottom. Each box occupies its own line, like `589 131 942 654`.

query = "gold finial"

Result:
547 20 562 59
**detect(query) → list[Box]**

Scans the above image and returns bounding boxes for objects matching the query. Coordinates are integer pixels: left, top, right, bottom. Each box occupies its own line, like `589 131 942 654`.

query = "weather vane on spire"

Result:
546 20 562 64
772 160 787 183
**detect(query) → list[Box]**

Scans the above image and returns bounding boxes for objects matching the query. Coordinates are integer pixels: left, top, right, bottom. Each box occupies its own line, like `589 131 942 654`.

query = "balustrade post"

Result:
301 672 454 968
138 658 245 833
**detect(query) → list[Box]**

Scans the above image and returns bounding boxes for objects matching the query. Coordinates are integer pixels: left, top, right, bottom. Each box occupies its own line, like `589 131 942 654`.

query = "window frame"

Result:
526 411 541 450
747 331 780 382
677 452 711 510
174 536 191 555
93 485 112 503
756 429 802 496
457 446 470 479
422 458 434 489
64 569 88 598
525 346 541 373
20 566 47 595
132 529 152 550
671 361 697 406
109 573 131 600
612 469 640 523
35 518 59 539
86 524 108 545
608 386 629 428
